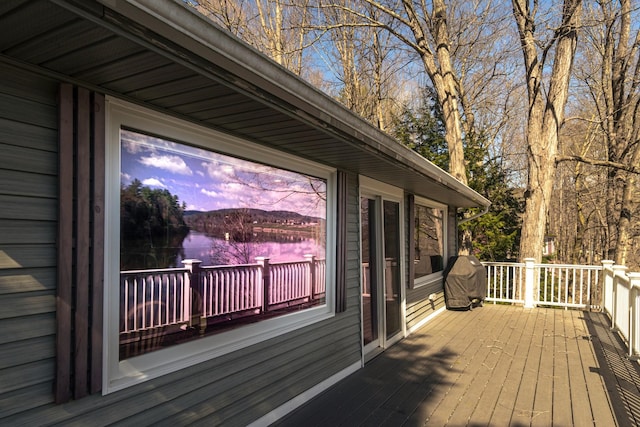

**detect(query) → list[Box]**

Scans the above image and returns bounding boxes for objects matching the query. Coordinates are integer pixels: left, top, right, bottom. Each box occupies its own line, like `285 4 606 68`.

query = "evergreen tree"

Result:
393 92 522 261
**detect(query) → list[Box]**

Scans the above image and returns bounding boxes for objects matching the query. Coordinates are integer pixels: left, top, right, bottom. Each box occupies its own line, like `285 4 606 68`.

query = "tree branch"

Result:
555 154 640 173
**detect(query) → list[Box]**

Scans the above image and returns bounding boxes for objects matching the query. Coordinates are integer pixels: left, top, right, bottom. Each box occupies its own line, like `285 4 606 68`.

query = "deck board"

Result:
274 305 640 426
552 309 573 426
470 305 528 425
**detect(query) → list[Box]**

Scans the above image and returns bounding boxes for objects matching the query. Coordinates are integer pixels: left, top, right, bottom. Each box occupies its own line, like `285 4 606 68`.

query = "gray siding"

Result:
0 62 59 418
0 62 363 425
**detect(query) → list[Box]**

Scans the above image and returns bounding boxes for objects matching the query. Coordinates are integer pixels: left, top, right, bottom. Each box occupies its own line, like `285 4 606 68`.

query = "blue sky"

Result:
120 129 326 218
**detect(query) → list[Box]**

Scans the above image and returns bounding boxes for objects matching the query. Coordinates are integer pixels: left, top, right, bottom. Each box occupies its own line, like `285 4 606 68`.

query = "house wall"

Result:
0 62 59 417
0 62 363 426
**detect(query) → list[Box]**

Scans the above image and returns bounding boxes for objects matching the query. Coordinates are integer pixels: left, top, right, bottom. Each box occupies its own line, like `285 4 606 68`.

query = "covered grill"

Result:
444 255 486 309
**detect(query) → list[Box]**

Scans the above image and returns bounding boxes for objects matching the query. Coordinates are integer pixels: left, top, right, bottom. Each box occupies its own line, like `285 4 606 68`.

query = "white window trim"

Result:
103 97 337 394
412 195 448 289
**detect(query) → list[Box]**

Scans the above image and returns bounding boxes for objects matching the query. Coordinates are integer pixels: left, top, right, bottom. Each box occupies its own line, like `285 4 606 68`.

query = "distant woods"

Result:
121 179 189 240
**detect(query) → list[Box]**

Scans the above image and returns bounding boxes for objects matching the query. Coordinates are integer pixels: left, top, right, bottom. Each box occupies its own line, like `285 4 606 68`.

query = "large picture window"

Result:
413 198 446 285
104 99 336 392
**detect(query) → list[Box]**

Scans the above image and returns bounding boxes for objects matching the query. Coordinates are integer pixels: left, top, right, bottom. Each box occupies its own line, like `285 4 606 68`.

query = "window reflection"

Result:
119 129 327 359
414 204 444 279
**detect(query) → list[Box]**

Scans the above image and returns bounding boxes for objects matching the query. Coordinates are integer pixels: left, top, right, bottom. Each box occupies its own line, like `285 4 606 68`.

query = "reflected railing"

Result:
120 255 326 336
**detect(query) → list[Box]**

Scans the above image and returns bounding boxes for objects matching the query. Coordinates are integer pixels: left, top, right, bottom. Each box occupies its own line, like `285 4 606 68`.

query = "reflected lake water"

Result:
176 231 324 266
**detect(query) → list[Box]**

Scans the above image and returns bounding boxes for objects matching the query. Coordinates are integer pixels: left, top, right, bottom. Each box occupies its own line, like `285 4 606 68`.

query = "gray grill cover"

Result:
444 255 486 309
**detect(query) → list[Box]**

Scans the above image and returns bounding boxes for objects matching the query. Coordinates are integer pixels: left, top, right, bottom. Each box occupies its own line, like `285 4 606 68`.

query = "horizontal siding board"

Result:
69 327 360 426
0 383 54 419
0 292 55 319
0 117 57 152
14 305 362 425
0 245 56 269
172 341 362 426
0 63 57 106
0 169 57 198
0 220 56 245
0 195 56 220
0 142 57 175
0 313 55 345
154 328 361 425
232 345 361 426
0 358 54 395
0 267 56 294
0 336 55 370
0 92 57 129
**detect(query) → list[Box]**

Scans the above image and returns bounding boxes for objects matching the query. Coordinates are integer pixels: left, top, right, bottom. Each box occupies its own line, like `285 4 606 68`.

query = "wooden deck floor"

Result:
274 304 640 426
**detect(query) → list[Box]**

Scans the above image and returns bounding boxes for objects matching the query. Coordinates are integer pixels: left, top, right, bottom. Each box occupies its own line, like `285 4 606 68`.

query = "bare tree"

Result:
192 0 314 75
557 0 640 267
513 0 582 262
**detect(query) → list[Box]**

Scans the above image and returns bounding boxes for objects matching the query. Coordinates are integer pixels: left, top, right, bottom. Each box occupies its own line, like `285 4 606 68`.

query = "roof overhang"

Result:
4 0 489 208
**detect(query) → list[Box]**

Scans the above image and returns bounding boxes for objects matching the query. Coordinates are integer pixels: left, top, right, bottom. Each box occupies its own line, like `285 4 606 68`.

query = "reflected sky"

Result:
120 129 326 218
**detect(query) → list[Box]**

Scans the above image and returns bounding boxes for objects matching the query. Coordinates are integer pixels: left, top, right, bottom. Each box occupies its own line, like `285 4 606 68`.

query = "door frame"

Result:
359 176 406 362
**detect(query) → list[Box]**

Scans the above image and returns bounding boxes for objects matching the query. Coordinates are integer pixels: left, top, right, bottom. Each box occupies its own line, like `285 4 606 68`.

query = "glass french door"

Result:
361 194 402 356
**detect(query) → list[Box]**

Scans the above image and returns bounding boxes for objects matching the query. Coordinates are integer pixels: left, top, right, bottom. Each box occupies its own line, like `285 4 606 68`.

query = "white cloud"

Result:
139 154 193 175
201 160 236 179
142 178 166 188
200 188 219 198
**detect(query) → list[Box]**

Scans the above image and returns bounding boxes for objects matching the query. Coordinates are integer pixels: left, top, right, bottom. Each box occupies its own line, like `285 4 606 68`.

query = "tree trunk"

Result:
514 0 582 262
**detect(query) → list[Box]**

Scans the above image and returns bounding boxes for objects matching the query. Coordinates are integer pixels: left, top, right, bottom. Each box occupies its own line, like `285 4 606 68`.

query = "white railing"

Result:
484 262 525 304
120 267 191 333
601 263 640 359
201 263 263 317
483 259 601 309
484 259 639 360
120 256 326 334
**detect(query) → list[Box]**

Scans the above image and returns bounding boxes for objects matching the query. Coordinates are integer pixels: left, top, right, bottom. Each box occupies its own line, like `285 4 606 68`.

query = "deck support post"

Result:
523 258 536 308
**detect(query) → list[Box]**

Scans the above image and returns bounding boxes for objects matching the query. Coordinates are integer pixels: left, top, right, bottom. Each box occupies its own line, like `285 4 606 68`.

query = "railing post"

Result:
627 272 640 360
305 254 316 300
256 257 271 312
611 265 628 331
601 260 614 317
523 258 536 309
182 259 205 335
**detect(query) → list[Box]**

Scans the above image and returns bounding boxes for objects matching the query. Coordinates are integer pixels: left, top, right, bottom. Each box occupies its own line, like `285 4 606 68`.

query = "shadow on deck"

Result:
274 304 640 426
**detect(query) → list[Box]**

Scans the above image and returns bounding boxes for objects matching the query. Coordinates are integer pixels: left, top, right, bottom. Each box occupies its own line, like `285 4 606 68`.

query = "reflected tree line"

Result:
120 179 189 270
